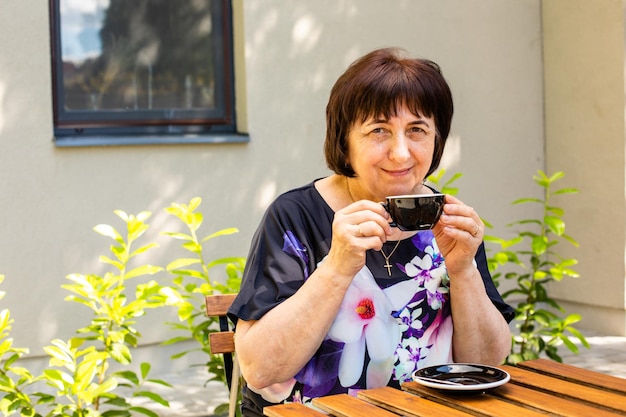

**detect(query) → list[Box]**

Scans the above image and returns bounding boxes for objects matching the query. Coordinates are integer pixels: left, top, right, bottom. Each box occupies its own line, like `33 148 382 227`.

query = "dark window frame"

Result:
49 0 248 146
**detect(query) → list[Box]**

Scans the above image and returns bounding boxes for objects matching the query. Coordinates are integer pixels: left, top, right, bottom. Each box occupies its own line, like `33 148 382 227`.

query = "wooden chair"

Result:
205 293 238 388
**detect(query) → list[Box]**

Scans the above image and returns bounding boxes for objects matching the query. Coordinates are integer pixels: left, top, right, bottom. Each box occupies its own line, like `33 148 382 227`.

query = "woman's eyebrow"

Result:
365 115 431 126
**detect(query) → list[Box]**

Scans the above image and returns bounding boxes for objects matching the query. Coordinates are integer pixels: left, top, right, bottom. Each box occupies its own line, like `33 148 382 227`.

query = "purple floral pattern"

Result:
251 230 452 405
282 231 310 277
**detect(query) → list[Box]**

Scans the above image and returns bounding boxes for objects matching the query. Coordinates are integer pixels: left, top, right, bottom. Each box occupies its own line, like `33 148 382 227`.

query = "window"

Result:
49 0 246 146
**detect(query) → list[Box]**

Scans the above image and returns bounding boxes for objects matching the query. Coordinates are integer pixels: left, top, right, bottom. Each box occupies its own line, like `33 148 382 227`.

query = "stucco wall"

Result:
543 0 626 334
0 0 558 372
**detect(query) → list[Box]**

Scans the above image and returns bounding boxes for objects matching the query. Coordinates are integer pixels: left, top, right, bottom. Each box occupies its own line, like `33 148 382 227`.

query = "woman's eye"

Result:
367 128 389 139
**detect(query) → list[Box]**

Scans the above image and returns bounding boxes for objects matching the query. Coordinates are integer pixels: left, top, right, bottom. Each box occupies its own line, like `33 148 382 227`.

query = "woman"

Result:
228 47 514 415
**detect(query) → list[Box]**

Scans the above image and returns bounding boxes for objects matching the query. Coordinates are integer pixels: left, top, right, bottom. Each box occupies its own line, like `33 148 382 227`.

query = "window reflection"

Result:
59 0 217 112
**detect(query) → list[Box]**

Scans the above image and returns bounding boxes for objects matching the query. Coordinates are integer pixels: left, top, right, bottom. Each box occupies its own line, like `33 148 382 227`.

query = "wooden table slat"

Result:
265 360 626 417
402 381 548 417
490 379 623 417
503 365 626 414
264 402 327 417
312 393 398 417
517 358 626 395
357 386 478 417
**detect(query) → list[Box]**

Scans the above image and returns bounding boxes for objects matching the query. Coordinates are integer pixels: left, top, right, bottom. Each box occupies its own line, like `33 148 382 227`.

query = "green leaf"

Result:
553 187 578 195
547 171 565 182
558 258 578 268
114 210 130 222
128 220 149 235
446 172 464 183
75 359 99 392
166 258 201 271
43 343 73 367
128 407 160 417
158 287 184 305
42 369 74 390
168 269 205 279
93 224 123 242
136 211 152 222
493 252 509 265
99 256 124 270
214 403 230 415
188 197 202 211
426 169 446 183
140 362 151 379
503 237 523 249
125 265 163 279
113 371 139 386
201 227 239 242
170 350 191 359
545 216 565 236
134 391 169 407
531 235 547 255
512 197 543 205
562 313 582 327
145 378 173 388
162 232 194 241
161 336 191 346
567 327 590 348
559 335 578 353
546 206 564 216
101 410 132 417
442 186 459 195
561 233 579 247
182 242 203 254
130 243 159 257
90 377 118 397
176 302 195 321
103 397 130 407
206 257 248 269
2 353 22 369
110 343 132 365
506 353 524 365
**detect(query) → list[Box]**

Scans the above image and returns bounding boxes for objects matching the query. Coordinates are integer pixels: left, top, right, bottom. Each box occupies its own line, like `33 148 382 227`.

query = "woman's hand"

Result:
432 194 484 275
325 200 393 277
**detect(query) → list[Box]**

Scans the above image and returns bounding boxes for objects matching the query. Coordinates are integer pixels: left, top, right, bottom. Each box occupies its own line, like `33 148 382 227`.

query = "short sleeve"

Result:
475 242 515 323
228 183 333 325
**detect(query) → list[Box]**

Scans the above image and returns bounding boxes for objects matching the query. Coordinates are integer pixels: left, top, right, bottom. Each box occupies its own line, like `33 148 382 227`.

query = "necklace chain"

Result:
381 239 401 276
345 177 402 276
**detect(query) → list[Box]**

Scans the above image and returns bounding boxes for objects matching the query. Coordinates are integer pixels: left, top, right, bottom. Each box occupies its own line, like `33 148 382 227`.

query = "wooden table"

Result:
263 359 626 417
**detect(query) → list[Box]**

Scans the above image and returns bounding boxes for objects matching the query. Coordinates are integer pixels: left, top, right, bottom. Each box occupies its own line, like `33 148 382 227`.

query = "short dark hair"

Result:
324 48 454 178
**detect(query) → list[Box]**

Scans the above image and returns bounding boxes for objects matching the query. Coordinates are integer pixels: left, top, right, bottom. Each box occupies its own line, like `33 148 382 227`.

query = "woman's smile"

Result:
383 167 414 176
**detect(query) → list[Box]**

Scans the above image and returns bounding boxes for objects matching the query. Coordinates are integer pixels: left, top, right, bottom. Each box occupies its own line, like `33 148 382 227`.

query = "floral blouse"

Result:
228 180 514 416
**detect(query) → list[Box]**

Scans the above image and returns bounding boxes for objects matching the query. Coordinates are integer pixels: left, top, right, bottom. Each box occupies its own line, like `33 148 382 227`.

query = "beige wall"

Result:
1 0 622 372
543 0 626 335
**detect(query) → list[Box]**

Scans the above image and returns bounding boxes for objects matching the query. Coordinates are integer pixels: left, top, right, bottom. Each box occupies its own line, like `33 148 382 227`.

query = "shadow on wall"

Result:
0 0 551 356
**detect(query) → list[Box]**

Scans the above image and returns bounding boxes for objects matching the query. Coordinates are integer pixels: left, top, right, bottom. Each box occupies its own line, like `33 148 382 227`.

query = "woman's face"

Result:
346 105 436 201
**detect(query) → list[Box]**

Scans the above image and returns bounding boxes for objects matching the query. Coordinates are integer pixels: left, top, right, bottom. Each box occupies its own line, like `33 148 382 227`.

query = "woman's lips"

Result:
383 168 412 177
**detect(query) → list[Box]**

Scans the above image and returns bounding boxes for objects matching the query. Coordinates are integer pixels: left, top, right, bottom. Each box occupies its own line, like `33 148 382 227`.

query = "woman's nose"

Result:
388 133 410 161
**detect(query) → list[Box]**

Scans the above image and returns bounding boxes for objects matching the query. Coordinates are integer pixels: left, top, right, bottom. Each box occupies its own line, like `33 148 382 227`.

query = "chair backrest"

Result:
205 293 237 389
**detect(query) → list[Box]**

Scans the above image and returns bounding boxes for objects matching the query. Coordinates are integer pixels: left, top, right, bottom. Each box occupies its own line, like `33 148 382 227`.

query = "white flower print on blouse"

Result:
327 266 402 388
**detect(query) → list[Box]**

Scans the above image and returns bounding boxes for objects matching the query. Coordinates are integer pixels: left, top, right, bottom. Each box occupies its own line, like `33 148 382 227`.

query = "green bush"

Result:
0 198 243 416
0 210 171 416
484 170 588 363
429 169 589 364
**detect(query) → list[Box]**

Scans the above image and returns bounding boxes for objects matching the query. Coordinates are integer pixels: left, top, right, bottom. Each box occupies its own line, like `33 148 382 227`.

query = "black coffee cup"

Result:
382 194 445 231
